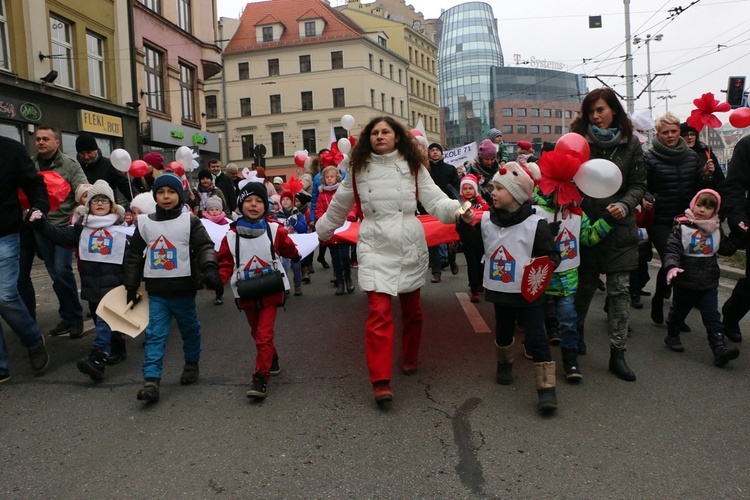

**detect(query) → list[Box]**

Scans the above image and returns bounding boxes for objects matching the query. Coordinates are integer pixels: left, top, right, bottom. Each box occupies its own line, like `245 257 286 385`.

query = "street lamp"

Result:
633 34 663 115
657 94 676 112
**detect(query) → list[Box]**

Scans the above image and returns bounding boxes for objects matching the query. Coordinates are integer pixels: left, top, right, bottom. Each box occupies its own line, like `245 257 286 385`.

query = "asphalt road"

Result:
1 259 749 499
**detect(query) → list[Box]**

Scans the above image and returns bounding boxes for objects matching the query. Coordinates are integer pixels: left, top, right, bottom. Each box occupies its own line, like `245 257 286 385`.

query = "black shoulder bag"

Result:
234 224 286 301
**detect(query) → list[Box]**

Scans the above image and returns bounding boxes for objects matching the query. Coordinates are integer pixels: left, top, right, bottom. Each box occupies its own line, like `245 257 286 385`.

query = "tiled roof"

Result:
225 0 365 55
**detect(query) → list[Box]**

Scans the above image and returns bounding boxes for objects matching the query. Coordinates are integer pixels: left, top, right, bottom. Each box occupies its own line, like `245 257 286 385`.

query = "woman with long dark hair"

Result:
316 116 468 404
570 88 647 381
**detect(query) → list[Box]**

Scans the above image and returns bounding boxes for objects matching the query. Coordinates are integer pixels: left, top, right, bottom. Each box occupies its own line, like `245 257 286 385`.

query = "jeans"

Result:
329 244 351 282
34 230 83 324
88 301 121 354
281 257 302 286
0 234 44 375
553 294 579 351
17 224 36 318
494 302 552 363
142 295 201 380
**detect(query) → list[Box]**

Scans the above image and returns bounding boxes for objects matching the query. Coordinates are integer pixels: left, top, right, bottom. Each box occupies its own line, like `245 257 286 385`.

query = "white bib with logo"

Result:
681 225 719 258
138 212 192 278
534 207 581 273
226 224 289 298
481 212 541 293
78 225 128 264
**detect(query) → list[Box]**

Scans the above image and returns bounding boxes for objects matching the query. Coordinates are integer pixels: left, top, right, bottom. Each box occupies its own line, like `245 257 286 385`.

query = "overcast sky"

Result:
217 0 750 127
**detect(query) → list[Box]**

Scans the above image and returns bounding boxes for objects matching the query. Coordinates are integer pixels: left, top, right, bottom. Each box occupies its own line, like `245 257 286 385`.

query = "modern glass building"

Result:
438 2 503 148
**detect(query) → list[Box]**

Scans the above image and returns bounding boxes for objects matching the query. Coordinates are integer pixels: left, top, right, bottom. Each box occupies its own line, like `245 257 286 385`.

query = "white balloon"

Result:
175 146 193 168
110 149 132 172
341 114 355 131
573 158 623 198
338 154 350 170
337 137 351 155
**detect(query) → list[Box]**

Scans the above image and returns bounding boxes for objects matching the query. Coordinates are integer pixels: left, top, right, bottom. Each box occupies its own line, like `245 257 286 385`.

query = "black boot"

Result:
650 295 664 324
722 278 750 343
345 276 355 293
105 335 127 365
630 293 643 309
534 362 558 414
709 332 740 367
77 348 106 381
335 282 345 295
664 324 684 352
495 341 514 385
561 348 582 382
577 325 587 355
608 347 636 381
724 324 743 343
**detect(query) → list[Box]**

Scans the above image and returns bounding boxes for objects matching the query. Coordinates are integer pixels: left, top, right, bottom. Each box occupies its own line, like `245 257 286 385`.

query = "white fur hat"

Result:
130 192 157 214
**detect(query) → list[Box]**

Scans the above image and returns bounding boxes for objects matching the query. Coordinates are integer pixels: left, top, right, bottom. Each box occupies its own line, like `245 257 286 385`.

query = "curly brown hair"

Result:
350 116 423 176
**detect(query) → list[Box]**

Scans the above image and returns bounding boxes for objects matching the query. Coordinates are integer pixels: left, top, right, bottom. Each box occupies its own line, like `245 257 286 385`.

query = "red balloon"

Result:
555 133 591 163
294 153 307 168
729 108 750 129
129 160 149 178
166 161 185 177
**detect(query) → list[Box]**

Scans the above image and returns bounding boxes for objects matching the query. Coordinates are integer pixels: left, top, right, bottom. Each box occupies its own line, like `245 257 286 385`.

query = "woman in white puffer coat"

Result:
317 116 470 405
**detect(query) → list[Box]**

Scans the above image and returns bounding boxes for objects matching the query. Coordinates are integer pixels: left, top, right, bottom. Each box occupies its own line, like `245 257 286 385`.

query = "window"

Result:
517 108 527 117
144 45 164 112
302 129 316 151
332 88 345 108
301 91 313 111
398 69 402 84
543 109 552 117
238 62 249 80
517 125 526 134
270 94 281 114
1 0 10 71
530 125 539 134
334 126 347 141
268 59 279 77
240 97 252 117
368 54 373 71
143 0 161 13
409 47 412 62
412 111 416 127
271 131 284 156
262 26 273 42
502 125 513 134
391 97 395 114
502 108 512 117
554 126 563 134
304 21 316 37
389 64 393 80
378 36 387 48
410 78 414 93
530 108 540 117
400 100 404 117
241 134 254 159
543 125 551 134
177 0 191 33
565 110 572 119
205 95 217 119
381 93 385 111
555 109 562 118
370 89 375 108
299 55 311 73
86 32 106 97
179 62 195 121
331 51 343 69
379 59 383 75
50 16 74 88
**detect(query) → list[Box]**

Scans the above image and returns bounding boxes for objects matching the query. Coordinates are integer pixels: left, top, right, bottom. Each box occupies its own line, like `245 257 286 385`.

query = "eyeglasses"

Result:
684 132 697 137
90 198 111 205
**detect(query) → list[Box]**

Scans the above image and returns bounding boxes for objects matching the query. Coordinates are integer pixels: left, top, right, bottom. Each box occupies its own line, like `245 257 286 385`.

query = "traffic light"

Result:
727 76 746 108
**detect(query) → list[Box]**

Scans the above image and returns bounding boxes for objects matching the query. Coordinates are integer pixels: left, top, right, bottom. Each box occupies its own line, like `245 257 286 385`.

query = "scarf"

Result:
83 213 120 229
470 158 498 182
321 183 339 192
588 125 623 149
236 217 267 238
202 212 228 225
680 209 720 236
649 136 690 164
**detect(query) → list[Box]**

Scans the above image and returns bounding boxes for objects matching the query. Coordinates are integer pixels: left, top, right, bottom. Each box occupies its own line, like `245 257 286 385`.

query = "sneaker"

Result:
664 336 685 353
450 262 459 275
246 374 268 399
470 291 479 303
68 323 84 339
214 297 223 305
270 354 281 376
431 274 441 283
317 256 330 269
372 380 393 403
180 363 200 385
28 337 50 373
402 363 418 375
0 372 10 384
137 379 160 401
724 324 742 343
49 320 72 336
77 349 106 381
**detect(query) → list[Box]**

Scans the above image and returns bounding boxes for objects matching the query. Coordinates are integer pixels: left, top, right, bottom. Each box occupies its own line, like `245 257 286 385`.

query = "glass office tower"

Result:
438 2 503 148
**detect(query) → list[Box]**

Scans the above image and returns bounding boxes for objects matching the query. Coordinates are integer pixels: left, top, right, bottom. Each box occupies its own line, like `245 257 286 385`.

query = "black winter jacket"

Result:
722 135 750 234
0 137 49 237
79 151 135 201
428 158 460 198
124 206 218 297
35 218 126 303
213 172 237 212
663 218 735 291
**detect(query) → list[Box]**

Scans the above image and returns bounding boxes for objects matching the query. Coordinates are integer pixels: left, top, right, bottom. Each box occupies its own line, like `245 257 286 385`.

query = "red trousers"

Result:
244 307 278 377
365 289 423 382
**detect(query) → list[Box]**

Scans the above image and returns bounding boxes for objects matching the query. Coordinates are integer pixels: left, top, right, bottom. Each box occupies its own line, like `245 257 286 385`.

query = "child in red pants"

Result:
217 182 300 399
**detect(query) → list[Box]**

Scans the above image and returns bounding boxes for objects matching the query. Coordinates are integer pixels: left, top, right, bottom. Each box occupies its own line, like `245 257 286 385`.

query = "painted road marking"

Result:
456 292 492 333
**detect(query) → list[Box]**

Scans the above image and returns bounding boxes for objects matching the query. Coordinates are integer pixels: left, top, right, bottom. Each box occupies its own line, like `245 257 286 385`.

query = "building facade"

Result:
338 0 440 144
133 0 222 165
437 2 503 148
0 0 138 156
207 0 409 179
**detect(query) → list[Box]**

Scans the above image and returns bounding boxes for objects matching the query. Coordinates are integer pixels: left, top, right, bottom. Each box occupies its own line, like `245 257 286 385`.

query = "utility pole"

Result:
634 34 663 116
624 0 635 113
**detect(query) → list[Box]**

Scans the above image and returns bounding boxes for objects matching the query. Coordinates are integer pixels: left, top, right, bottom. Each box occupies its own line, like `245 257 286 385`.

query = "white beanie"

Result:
86 180 115 209
75 183 92 204
492 162 534 204
130 192 157 215
205 197 223 211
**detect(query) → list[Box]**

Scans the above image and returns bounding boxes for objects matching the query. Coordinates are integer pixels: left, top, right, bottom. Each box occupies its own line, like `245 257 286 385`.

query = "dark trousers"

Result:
668 287 723 336
648 223 673 301
494 303 552 363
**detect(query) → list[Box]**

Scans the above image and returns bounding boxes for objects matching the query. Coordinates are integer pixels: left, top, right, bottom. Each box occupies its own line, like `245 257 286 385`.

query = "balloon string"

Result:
127 172 134 201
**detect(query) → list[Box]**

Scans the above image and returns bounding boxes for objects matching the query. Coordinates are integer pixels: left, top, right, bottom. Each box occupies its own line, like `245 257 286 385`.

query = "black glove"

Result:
548 221 561 237
202 268 223 290
126 289 141 309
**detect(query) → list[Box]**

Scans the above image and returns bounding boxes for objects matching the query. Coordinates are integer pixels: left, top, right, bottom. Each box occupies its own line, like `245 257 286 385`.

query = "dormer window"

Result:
298 15 324 38
262 26 273 42
304 21 315 37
